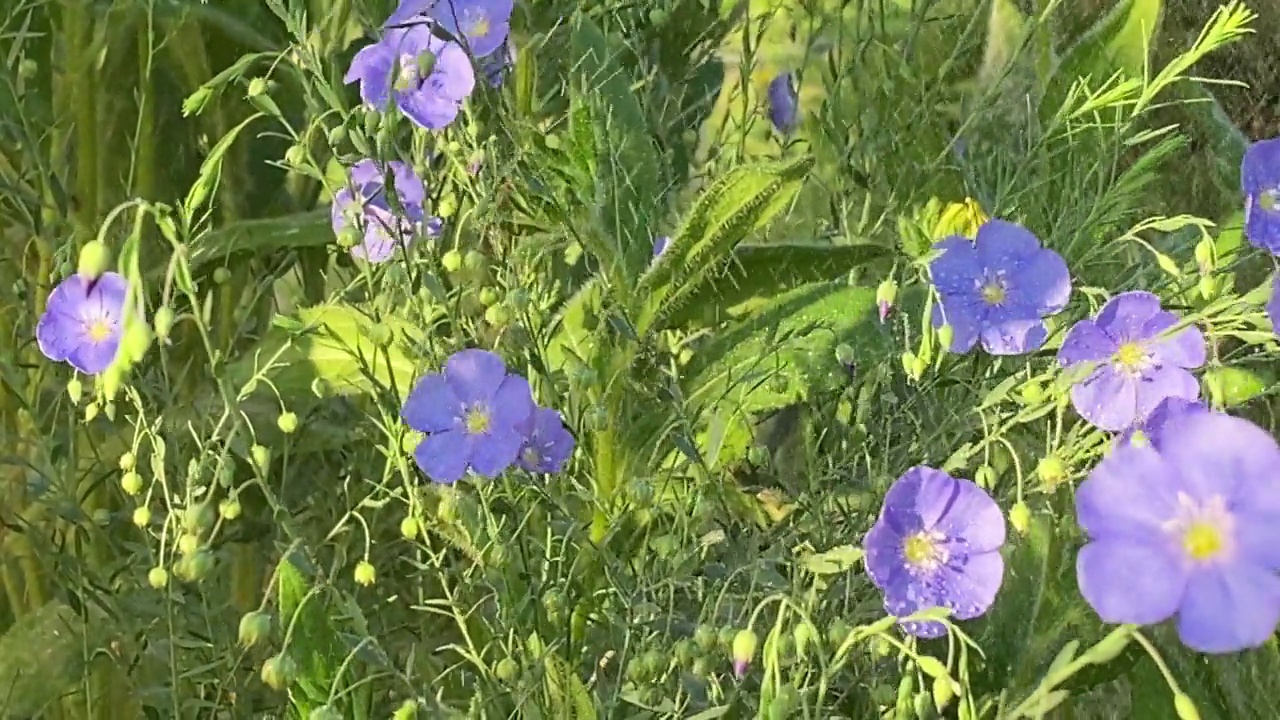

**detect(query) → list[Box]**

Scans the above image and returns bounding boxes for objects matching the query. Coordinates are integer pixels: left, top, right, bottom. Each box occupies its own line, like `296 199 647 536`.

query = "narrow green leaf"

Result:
183 112 267 219
1043 0 1164 117
1203 365 1272 408
798 545 865 575
183 210 333 274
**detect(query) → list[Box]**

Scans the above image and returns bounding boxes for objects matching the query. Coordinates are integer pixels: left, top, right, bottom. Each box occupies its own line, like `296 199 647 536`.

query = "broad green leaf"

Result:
1043 0 1163 118
637 156 815 336
568 13 663 282
276 548 348 710
545 278 605 373
183 210 332 274
681 281 884 418
667 241 890 329
798 545 865 575
0 600 108 716
543 646 598 719
225 302 422 400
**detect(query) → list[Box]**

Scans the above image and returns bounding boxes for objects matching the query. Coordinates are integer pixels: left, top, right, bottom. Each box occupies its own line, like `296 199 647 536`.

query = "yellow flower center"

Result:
464 405 491 435
902 532 946 570
521 447 541 467
1128 429 1150 448
1114 342 1146 371
86 320 112 342
1260 188 1280 212
467 16 491 38
1183 523 1226 561
980 281 1006 305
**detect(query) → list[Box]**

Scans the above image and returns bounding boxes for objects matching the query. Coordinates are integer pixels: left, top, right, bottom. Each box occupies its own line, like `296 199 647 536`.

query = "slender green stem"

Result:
64 0 99 240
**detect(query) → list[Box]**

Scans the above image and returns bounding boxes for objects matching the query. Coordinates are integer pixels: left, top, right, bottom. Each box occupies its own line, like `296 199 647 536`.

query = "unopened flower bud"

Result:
238 610 272 648
875 278 898 323
85 402 100 422
218 497 242 520
974 464 996 489
400 515 419 539
121 471 144 496
1036 455 1067 488
936 324 955 352
132 506 152 527
147 566 168 588
250 444 270 472
484 304 511 327
260 653 296 690
731 629 758 678
152 306 175 340
76 240 111 279
246 77 268 97
354 560 376 586
1174 693 1201 720
66 378 83 404
932 675 955 712
277 411 298 434
1194 238 1214 274
1009 501 1031 536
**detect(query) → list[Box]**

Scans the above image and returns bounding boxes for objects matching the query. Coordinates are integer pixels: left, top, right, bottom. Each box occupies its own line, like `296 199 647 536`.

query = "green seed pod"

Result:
250 444 271 473
76 240 111 278
118 451 137 472
178 549 214 581
147 566 168 588
284 144 307 167
66 377 83 404
494 656 520 682
246 77 268 97
463 250 487 271
218 497 243 520
392 699 420 720
120 471 143 496
132 506 152 528
238 610 272 648
484 304 511 327
974 464 997 489
1009 501 1031 536
1036 455 1067 488
693 625 717 652
18 58 37 79
792 622 814 657
354 560 376 586
441 249 464 272
277 412 299 434
212 267 231 284
260 653 297 690
478 287 500 306
400 515 420 539
326 124 348 147
152 306 176 340
177 533 201 556
674 639 696 666
183 503 216 533
690 656 710 678
308 706 342 720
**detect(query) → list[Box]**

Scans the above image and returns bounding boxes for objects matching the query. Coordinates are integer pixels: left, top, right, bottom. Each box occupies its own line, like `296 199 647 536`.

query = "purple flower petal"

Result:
929 237 982 296
1176 562 1280 653
68 337 122 374
36 273 128 374
1076 540 1187 624
444 349 507 402
1094 291 1164 342
1133 365 1200 422
767 71 798 134
468 426 525 476
1241 137 1280 253
974 219 1041 268
344 43 395 108
413 430 473 483
431 0 515 58
1115 397 1208 450
488 374 535 429
1158 412 1280 517
939 551 1004 620
429 42 478 101
1140 312 1206 369
35 310 80 361
386 0 433 26
979 307 1047 355
1020 248 1072 315
399 92 462 131
885 593 947 639
1076 444 1183 540
1058 319 1118 366
1070 365 1138 431
518 408 575 473
1267 275 1280 334
402 373 463 432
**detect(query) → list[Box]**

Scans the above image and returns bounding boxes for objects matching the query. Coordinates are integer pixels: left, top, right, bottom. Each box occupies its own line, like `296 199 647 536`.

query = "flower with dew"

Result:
332 159 442 262
344 24 476 131
652 235 670 257
1076 411 1280 653
864 466 1006 638
929 219 1071 355
766 71 798 134
37 271 129 375
479 41 516 87
1268 274 1280 336
1058 291 1206 432
516 408 575 473
388 0 514 59
401 349 535 483
1241 136 1280 254
1116 396 1209 451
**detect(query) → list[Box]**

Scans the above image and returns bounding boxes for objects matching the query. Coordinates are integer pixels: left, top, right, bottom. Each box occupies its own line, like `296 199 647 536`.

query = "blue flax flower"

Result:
864 466 1006 638
929 219 1071 355
767 71 798 134
388 0 514 59
1076 411 1280 653
1241 136 1280 254
401 349 535 483
516 408 575 474
652 235 670 257
1115 396 1208 451
37 271 129 374
1058 291 1205 432
480 41 516 87
345 24 475 131
331 159 441 262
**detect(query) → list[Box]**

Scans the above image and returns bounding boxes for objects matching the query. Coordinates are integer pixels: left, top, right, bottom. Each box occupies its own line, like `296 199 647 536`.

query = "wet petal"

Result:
1076 539 1186 625
1140 312 1206 369
402 373 462 432
468 426 524 477
345 44 394 108
488 374 535 429
934 551 1004 620
413 430 473 484
1016 247 1071 315
863 518 907 591
931 296 982 353
1058 318 1118 366
1133 365 1200 423
444 349 507 402
68 336 121 375
398 91 461 131
1076 444 1183 540
979 310 1047 355
1095 291 1164 342
886 593 948 639
928 237 981 296
974 219 1042 269
1246 195 1280 254
1158 412 1280 513
86 272 129 320
36 309 82 362
1070 364 1138 431
1176 562 1280 653
930 479 1006 554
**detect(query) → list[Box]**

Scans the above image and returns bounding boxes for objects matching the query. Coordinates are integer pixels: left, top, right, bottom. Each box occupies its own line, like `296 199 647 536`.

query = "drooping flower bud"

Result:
77 240 111 279
876 278 898 323
731 628 758 678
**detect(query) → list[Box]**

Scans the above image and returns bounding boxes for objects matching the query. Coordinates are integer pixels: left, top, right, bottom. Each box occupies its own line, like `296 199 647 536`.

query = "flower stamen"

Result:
902 531 948 571
464 405 491 435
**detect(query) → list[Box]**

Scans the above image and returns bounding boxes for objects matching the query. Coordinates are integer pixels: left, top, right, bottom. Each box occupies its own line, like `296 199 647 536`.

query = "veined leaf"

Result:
666 240 890 329
681 281 885 419
1043 0 1163 118
637 155 814 336
275 548 348 712
568 13 663 283
545 278 605 373
225 302 422 400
